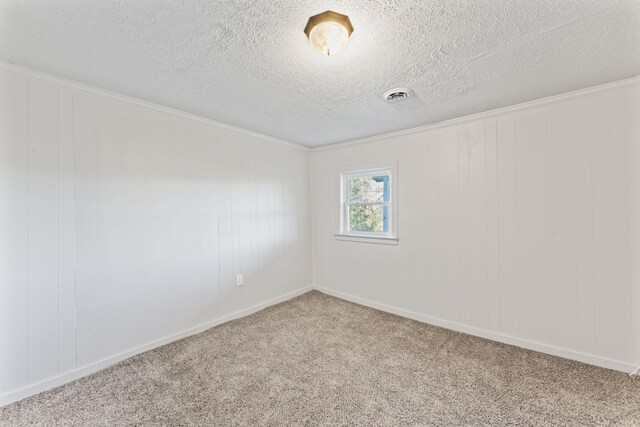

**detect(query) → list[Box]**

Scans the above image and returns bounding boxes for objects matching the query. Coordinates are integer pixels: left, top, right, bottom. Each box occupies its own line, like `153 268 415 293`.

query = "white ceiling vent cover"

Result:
383 88 413 102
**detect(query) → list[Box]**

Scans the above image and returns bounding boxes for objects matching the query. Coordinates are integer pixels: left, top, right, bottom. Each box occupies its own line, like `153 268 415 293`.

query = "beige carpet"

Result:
1 290 639 426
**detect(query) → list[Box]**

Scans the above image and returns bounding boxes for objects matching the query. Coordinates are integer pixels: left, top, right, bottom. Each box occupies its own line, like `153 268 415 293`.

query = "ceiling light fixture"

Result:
304 11 354 56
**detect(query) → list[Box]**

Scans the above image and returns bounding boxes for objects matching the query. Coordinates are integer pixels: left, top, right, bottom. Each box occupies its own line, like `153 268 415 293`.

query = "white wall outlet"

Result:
236 274 244 286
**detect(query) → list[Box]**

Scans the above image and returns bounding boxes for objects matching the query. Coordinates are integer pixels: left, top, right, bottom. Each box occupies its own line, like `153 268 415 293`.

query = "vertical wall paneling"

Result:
496 113 519 336
2 62 639 403
395 137 421 312
573 98 596 355
424 131 442 317
228 137 241 308
438 127 463 323
198 127 220 322
254 139 270 296
591 90 632 362
165 115 195 332
0 73 28 393
468 120 489 329
76 99 163 362
629 86 640 366
0 67 312 403
248 140 259 296
217 135 234 314
274 142 285 279
56 90 76 373
26 80 59 384
515 107 549 343
312 80 640 372
457 125 472 326
484 117 500 331
71 93 104 364
237 137 251 292
547 100 578 349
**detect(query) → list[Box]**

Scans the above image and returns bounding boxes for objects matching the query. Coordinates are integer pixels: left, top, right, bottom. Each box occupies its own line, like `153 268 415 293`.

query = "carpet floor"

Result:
1 290 639 426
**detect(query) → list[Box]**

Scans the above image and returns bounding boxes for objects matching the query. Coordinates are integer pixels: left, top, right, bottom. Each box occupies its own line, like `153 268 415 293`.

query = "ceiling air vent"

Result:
383 88 412 102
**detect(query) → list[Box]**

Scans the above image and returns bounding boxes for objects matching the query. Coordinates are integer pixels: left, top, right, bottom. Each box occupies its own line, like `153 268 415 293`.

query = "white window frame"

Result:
335 163 398 245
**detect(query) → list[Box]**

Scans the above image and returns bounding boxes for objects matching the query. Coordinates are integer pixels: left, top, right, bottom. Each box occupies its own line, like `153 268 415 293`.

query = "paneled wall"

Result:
0 67 312 401
312 82 640 373
1 62 638 405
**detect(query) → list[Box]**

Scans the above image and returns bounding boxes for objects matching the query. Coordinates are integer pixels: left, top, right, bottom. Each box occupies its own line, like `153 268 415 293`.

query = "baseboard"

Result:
314 285 637 374
0 285 313 407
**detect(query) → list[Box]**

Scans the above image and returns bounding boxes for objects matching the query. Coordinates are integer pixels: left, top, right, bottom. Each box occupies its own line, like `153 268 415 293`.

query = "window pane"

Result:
348 205 385 233
348 174 389 203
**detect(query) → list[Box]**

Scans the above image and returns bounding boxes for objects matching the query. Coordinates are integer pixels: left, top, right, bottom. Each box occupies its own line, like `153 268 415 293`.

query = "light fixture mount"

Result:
304 11 354 56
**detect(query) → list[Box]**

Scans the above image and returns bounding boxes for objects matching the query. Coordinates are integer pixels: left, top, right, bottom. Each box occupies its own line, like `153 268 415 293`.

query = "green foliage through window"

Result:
344 172 390 234
348 205 384 232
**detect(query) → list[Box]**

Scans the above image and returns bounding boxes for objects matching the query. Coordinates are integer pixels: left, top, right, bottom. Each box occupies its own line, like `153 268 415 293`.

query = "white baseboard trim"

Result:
0 285 313 407
631 366 640 377
314 285 637 375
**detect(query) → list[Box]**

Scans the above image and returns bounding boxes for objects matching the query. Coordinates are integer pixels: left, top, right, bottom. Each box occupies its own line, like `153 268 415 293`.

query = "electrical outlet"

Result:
236 274 244 286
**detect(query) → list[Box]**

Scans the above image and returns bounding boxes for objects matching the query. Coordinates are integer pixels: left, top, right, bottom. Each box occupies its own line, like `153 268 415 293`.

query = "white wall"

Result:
1 62 638 407
0 65 312 403
312 79 640 373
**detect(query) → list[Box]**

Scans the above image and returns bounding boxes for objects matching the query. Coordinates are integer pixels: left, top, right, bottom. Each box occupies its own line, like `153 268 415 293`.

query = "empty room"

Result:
1 1 639 425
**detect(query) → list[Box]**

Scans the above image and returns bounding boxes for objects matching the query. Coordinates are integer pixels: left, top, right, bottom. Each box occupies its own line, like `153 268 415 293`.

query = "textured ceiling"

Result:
1 0 639 147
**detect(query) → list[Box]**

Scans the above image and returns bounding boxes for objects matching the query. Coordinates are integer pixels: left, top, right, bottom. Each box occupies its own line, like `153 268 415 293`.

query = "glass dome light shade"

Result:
304 11 354 56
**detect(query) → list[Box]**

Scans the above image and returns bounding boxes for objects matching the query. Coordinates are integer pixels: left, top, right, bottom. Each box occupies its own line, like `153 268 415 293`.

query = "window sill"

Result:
334 233 399 245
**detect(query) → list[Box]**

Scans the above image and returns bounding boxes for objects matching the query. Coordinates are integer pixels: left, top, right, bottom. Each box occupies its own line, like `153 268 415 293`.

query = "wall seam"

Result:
466 125 472 326
436 133 443 316
514 113 520 336
496 119 502 332
626 91 635 364
25 80 30 384
589 98 597 355
70 93 78 370
310 152 316 287
216 140 222 301
545 106 551 343
572 101 579 350
55 88 60 373
456 128 461 322
483 120 490 329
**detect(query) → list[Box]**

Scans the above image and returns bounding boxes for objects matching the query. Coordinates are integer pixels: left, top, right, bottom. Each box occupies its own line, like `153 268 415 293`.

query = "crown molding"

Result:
3 60 638 153
0 60 310 152
313 75 640 152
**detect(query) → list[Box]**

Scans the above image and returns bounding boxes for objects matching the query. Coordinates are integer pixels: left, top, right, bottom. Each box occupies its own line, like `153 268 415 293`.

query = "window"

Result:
339 167 396 243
